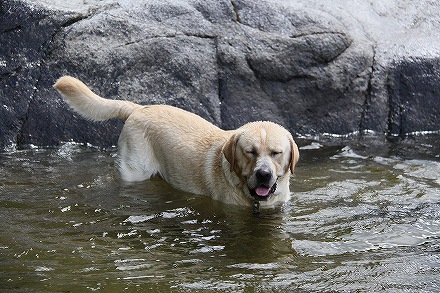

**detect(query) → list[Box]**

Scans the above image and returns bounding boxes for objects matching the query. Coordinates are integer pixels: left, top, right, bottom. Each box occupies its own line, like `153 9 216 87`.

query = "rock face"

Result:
1 0 439 150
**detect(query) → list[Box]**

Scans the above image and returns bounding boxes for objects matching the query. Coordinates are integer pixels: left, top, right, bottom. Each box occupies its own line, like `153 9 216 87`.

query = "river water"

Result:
1 135 439 292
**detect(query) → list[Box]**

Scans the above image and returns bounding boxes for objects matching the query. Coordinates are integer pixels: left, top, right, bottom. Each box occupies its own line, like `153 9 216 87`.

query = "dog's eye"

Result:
246 149 258 156
271 151 282 157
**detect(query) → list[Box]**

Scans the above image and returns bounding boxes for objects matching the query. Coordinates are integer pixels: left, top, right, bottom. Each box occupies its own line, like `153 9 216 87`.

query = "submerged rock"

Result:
0 0 439 150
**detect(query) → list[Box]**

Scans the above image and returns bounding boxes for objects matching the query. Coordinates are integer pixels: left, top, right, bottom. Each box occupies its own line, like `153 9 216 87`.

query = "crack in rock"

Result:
230 0 241 23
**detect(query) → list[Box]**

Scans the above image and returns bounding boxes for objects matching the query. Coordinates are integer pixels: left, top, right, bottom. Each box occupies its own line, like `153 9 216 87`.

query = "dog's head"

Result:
222 121 299 201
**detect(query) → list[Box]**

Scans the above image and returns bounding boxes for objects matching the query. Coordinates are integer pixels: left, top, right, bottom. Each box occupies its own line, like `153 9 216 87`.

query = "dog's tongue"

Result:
255 186 271 197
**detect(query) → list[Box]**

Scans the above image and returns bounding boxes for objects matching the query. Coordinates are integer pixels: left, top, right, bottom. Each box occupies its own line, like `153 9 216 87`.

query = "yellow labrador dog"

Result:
54 76 299 208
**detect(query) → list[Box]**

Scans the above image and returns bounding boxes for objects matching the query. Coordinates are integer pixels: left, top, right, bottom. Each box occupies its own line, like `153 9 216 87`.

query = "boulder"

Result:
0 0 439 150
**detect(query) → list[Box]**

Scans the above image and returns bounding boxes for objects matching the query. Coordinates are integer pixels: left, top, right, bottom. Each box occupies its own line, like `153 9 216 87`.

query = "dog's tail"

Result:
53 76 142 121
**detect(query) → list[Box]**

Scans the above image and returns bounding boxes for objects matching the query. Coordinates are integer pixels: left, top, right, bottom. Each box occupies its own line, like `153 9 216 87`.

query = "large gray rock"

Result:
0 0 439 150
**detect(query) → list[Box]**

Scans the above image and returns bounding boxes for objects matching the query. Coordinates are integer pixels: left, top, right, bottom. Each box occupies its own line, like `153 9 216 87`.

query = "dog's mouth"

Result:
250 182 277 201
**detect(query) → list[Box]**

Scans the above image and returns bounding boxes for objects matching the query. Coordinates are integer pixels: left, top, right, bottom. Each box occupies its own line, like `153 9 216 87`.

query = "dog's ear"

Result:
223 133 240 172
289 135 299 174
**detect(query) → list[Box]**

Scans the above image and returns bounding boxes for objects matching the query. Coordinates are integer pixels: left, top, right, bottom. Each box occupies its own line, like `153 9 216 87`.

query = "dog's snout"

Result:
256 168 272 183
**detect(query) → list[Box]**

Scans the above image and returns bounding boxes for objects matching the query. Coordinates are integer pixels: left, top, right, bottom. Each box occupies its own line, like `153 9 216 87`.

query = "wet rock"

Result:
0 0 439 150
388 59 440 136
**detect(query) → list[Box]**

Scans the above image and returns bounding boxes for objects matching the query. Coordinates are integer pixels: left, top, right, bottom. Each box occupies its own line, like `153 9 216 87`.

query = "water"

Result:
1 136 439 292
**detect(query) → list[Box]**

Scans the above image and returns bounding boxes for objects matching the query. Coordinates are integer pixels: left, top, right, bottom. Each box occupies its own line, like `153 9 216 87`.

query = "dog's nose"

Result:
256 168 272 183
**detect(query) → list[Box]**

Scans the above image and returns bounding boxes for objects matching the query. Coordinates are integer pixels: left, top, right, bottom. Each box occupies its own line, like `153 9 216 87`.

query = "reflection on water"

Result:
1 137 439 292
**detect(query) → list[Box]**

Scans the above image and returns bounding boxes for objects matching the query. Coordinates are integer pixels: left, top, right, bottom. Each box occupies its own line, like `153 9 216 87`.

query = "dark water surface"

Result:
1 136 439 292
